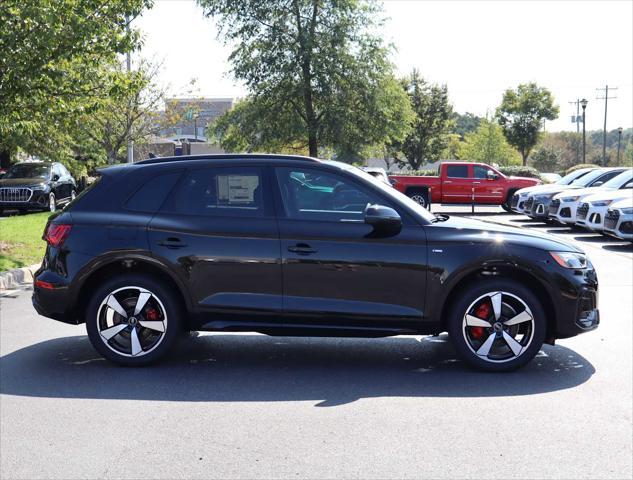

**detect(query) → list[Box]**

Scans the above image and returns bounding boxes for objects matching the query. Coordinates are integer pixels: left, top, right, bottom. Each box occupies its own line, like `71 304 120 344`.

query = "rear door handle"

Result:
287 243 317 255
158 237 187 249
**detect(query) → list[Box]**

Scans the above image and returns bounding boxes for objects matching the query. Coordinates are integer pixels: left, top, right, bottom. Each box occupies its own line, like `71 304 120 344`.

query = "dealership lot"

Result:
1 207 631 480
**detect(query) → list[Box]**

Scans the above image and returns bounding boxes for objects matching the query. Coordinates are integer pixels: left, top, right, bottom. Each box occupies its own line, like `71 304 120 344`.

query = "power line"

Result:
596 85 618 166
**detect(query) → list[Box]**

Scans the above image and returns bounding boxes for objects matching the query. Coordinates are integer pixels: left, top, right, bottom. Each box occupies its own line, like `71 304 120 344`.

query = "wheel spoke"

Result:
476 333 497 357
139 320 165 332
490 292 502 321
100 324 127 341
106 295 128 318
130 327 143 356
133 291 152 316
503 309 533 326
502 331 523 357
465 314 492 328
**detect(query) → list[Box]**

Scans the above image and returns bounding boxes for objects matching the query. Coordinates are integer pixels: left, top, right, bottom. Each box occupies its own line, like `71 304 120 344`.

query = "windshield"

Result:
571 169 613 187
4 163 50 180
323 160 436 222
558 168 594 185
602 169 633 189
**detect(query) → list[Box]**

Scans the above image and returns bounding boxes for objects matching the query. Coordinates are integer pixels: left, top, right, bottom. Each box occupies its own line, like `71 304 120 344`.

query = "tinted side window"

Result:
473 166 490 179
275 167 382 222
446 165 468 178
592 171 621 185
126 172 182 213
164 167 265 217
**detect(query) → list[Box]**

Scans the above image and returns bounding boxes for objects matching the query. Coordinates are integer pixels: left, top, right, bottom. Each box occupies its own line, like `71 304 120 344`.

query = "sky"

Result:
136 0 633 132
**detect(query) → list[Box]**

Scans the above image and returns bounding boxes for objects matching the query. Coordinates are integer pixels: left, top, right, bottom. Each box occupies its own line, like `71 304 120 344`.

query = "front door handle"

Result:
287 243 317 255
158 237 187 249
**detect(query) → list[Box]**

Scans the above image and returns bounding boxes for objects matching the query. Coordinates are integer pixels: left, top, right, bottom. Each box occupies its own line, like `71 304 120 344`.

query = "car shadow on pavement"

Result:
602 243 633 252
0 334 595 406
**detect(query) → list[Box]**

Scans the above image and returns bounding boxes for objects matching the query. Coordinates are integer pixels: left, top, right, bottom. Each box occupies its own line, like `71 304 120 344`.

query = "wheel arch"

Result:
438 264 557 343
71 254 192 327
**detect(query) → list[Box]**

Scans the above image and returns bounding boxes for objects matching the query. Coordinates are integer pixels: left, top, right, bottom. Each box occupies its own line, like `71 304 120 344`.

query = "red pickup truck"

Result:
389 162 540 211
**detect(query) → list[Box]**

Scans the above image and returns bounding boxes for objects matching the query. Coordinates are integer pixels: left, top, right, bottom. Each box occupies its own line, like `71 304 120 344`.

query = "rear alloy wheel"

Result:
86 275 182 366
48 193 56 212
448 280 546 371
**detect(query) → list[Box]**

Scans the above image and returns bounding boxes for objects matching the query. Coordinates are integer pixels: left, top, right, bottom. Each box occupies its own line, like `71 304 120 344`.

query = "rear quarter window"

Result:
125 171 182 213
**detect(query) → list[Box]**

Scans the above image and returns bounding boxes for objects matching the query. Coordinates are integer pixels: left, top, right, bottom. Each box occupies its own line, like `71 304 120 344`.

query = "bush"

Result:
497 165 541 179
565 163 600 175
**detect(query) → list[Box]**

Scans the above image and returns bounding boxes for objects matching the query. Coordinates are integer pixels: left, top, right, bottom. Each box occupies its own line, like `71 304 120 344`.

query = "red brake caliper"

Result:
145 308 160 321
471 302 491 339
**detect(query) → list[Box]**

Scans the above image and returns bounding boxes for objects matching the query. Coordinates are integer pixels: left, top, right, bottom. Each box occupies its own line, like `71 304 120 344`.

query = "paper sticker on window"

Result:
217 175 259 204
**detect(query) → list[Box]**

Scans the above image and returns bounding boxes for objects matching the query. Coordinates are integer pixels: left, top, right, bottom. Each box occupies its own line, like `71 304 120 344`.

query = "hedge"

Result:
497 166 541 179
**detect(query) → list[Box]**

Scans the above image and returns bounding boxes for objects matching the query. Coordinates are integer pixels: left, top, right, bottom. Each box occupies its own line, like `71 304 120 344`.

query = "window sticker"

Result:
217 175 259 204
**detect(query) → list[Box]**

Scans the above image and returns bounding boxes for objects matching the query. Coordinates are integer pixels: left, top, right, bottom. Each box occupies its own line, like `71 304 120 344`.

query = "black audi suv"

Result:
0 161 77 214
32 155 599 371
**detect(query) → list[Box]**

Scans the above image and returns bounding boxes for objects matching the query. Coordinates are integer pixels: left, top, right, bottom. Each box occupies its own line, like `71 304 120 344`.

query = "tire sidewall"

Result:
447 279 546 372
85 274 182 366
408 190 428 208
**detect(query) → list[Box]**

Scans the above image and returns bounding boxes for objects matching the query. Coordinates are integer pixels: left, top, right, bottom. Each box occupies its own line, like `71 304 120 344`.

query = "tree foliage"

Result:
391 70 453 170
198 0 412 159
451 112 482 139
0 0 151 167
496 83 559 166
529 143 562 172
460 119 521 166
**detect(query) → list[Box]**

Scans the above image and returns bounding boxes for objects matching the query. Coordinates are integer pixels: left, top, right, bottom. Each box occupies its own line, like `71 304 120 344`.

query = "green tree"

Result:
460 119 521 166
198 0 412 159
391 70 453 170
496 82 559 166
451 112 482 139
0 0 151 167
529 143 562 172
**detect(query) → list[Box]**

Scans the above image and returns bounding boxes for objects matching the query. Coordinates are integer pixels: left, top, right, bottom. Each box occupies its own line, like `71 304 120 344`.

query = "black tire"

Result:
85 274 183 366
406 188 429 208
501 191 516 212
447 278 546 372
501 203 513 213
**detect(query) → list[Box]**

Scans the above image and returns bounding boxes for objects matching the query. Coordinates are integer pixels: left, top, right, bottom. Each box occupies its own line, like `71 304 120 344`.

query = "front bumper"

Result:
604 209 633 240
548 199 579 224
576 204 609 231
0 190 50 210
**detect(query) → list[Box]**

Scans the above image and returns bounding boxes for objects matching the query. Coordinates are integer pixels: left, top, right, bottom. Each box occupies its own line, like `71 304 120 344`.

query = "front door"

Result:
473 165 504 204
273 166 428 329
148 165 282 323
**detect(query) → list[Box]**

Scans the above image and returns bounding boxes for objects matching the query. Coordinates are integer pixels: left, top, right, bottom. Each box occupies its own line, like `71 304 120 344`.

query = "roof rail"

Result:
135 153 320 165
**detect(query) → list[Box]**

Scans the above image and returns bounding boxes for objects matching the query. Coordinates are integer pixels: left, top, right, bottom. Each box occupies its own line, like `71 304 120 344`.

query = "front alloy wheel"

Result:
462 291 534 363
448 280 546 371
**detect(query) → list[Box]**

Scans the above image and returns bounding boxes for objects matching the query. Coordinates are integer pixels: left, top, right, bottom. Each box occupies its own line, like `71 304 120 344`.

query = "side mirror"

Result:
52 174 60 182
487 170 499 181
364 204 401 232
592 181 603 187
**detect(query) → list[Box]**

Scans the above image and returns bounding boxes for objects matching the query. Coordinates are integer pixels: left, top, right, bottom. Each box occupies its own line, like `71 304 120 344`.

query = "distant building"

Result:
160 97 233 142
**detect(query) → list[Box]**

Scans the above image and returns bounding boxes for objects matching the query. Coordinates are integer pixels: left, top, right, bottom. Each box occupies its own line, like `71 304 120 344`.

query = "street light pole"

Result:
616 126 623 164
581 99 588 164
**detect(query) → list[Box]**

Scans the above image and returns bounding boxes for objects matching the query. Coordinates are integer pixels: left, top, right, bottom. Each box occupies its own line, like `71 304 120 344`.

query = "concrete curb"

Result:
0 264 40 292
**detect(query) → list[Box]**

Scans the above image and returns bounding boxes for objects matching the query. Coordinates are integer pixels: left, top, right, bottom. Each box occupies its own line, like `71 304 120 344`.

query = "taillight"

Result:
44 223 72 248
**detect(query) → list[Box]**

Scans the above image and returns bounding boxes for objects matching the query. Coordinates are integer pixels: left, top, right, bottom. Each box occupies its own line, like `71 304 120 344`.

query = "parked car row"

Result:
0 161 77 214
511 167 633 241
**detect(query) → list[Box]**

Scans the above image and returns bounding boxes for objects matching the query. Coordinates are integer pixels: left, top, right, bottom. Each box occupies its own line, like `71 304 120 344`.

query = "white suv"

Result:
576 170 633 231
604 197 633 241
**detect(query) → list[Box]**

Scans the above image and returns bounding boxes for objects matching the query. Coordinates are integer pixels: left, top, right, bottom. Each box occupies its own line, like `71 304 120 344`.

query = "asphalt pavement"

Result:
1 208 631 479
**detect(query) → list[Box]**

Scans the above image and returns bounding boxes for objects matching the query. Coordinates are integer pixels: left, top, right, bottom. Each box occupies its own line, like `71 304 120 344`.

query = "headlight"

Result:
550 251 588 269
591 200 613 207
31 184 47 191
561 195 580 202
621 207 633 214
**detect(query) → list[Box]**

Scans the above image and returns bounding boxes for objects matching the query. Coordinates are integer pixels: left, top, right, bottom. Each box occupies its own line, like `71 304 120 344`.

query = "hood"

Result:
584 189 633 205
611 197 633 209
516 183 566 196
554 186 611 201
0 178 48 188
509 176 540 185
436 215 582 253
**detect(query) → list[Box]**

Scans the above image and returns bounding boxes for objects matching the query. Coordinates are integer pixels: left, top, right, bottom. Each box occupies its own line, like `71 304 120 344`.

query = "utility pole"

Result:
126 15 134 164
616 127 623 164
596 85 618 166
581 99 588 164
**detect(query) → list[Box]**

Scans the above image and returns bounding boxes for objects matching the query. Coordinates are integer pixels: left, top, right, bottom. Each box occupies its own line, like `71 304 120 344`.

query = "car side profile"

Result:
0 161 76 214
32 154 599 371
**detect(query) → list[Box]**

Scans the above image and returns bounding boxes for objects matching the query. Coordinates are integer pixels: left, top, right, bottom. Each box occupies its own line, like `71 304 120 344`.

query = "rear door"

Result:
441 164 472 203
148 164 283 322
